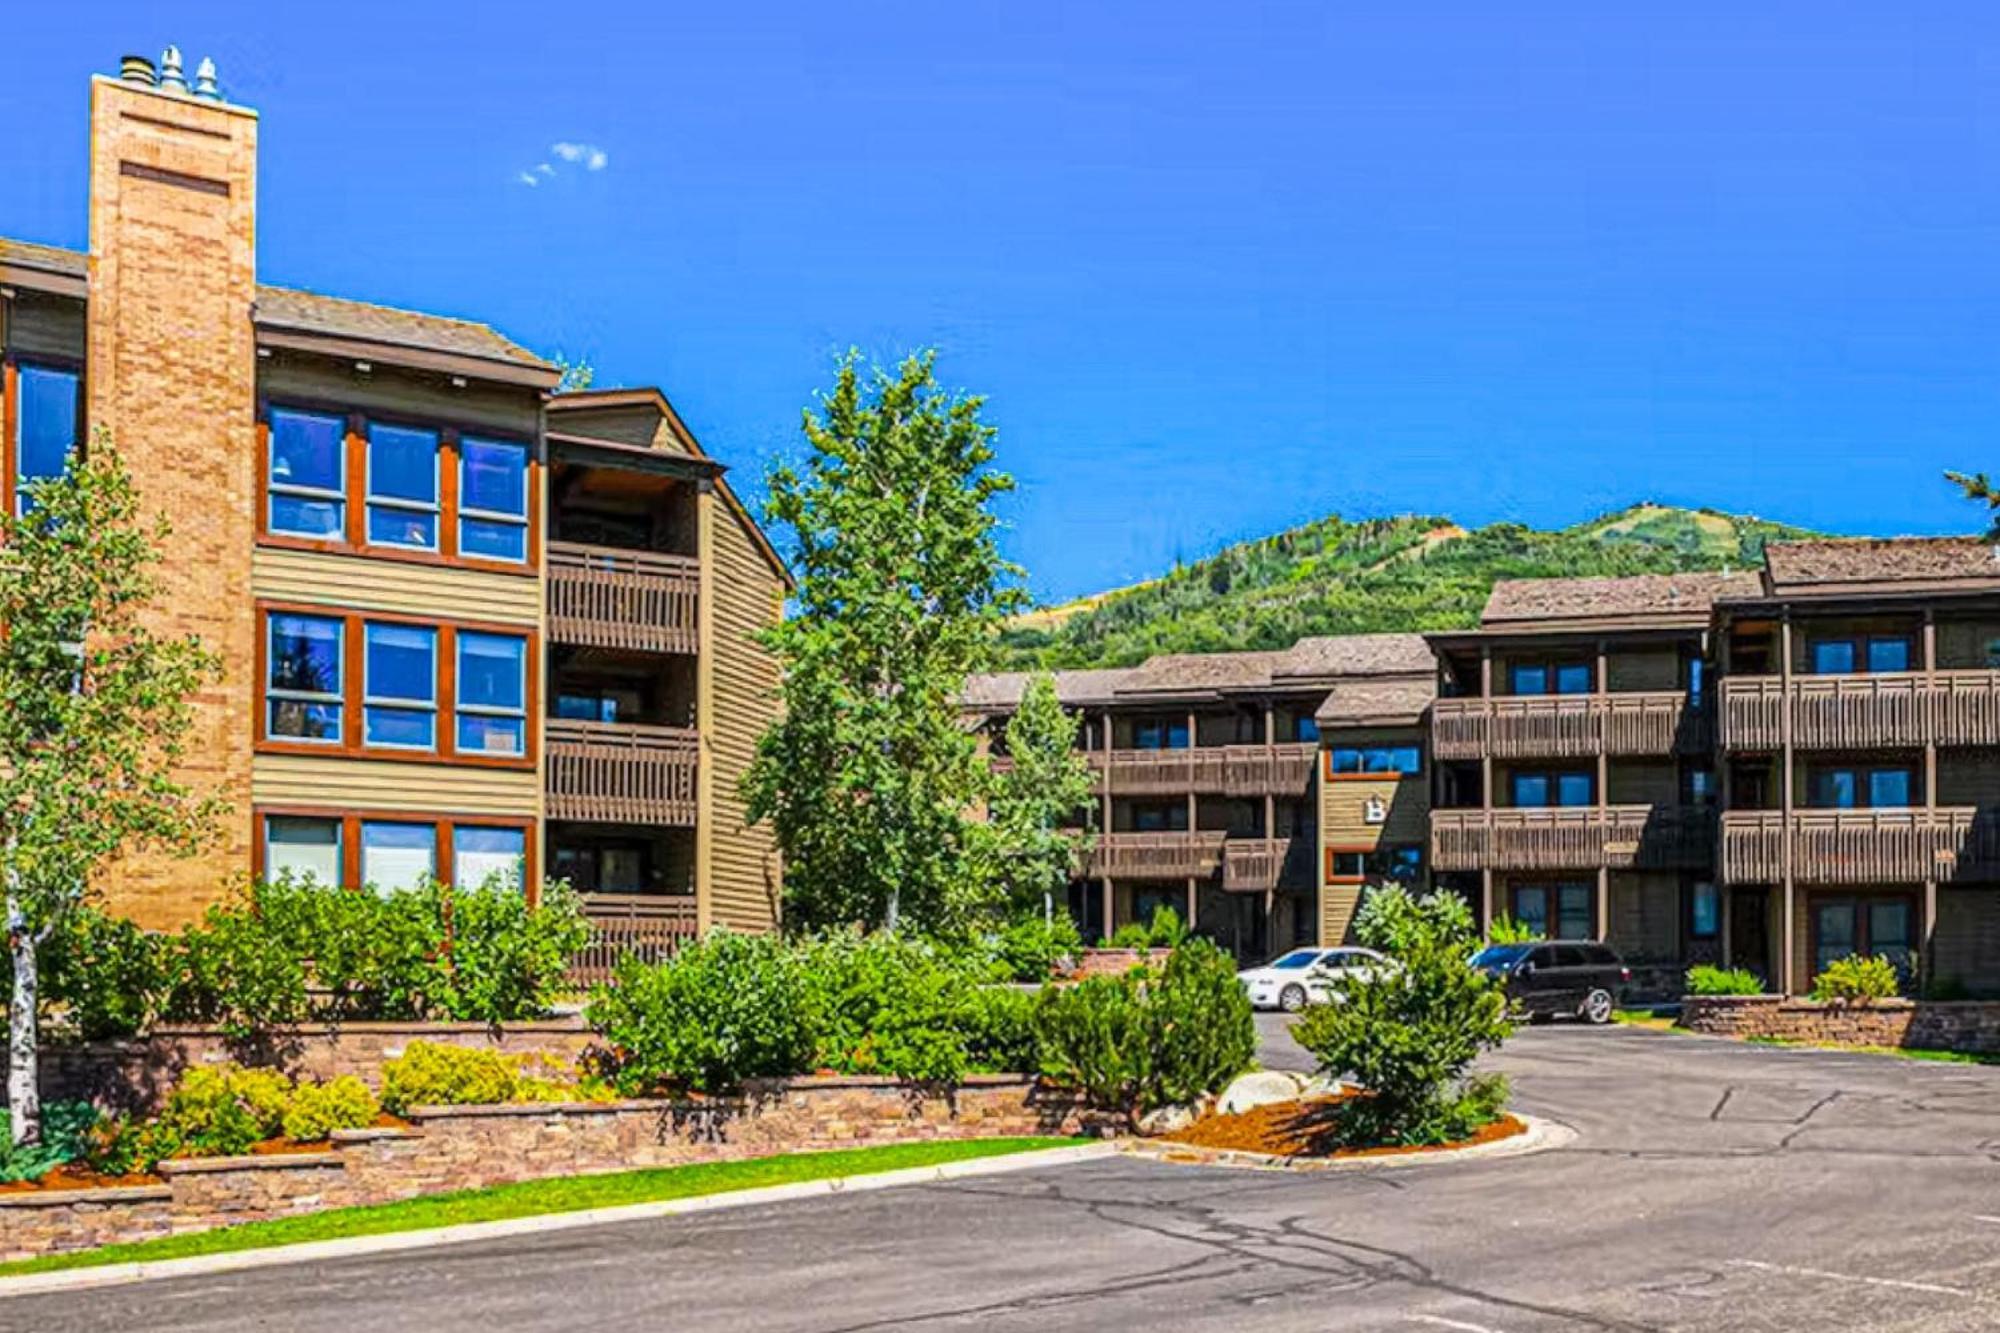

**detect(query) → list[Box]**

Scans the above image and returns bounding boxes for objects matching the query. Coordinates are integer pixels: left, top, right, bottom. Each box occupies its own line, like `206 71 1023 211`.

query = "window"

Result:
363 623 438 749
267 408 346 537
15 362 81 513
454 826 526 891
361 821 436 893
365 423 441 549
1807 765 1915 809
1812 896 1915 979
267 613 344 742
555 687 643 723
1329 745 1421 776
1690 881 1719 939
1513 883 1594 940
1684 768 1716 806
1511 770 1592 808
1329 846 1423 883
458 437 529 562
1134 719 1189 750
1509 661 1590 695
1271 950 1319 970
1811 639 1856 675
457 632 527 755
1131 802 1189 832
264 815 342 886
553 843 647 893
1868 637 1912 673
1811 635 1913 676
1295 717 1321 743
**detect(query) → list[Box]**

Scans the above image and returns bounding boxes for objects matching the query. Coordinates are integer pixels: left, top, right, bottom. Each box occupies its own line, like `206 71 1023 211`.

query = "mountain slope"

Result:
995 504 1824 670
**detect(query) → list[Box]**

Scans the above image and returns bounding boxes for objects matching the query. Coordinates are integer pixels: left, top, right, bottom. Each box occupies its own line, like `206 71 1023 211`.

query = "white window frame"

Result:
360 819 438 895
266 612 344 745
364 421 442 552
457 436 529 564
263 814 344 887
362 622 439 751
266 407 348 539
455 631 528 756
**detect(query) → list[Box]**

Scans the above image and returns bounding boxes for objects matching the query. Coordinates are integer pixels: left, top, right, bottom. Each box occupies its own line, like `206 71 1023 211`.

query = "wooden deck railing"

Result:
1084 831 1229 879
1081 743 1318 797
545 719 699 826
1719 807 2000 884
1430 805 1714 872
1721 670 2000 751
567 892 699 988
1221 837 1297 893
1431 692 1707 761
546 541 700 655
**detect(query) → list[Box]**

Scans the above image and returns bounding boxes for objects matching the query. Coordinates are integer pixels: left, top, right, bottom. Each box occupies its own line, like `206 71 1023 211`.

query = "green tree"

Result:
989 673 1096 918
746 352 1022 934
0 439 223 1145
1947 470 2000 538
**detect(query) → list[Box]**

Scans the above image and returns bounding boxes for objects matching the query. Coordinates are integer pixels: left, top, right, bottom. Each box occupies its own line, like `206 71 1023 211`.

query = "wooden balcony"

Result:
1430 805 1714 872
1084 831 1228 880
1720 670 2000 751
1221 837 1300 893
567 892 699 988
545 719 699 826
546 541 700 656
1719 807 2000 884
1083 743 1318 797
1430 692 1708 761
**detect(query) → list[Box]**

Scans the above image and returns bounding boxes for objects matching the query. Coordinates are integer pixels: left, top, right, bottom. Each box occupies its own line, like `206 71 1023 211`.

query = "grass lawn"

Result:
0 1136 1084 1278
1610 1009 1676 1031
1742 1035 2000 1066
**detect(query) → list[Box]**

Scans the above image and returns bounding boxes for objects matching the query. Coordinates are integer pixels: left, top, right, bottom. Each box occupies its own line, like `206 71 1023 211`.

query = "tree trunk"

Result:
884 887 900 934
6 891 39 1149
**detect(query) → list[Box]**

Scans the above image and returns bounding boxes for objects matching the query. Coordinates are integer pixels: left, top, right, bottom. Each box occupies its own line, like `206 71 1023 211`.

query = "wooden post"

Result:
1780 611 1796 994
1924 608 1939 981
1100 713 1115 944
1186 876 1198 931
1480 867 1494 935
1479 646 1495 810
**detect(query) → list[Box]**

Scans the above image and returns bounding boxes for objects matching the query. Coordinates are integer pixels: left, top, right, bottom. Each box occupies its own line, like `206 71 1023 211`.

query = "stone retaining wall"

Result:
0 1075 1093 1262
39 1018 599 1115
1678 996 2000 1054
1065 949 1158 979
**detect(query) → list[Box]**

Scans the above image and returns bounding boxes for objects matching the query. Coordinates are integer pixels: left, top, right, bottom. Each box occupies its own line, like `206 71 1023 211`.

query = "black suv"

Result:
1471 941 1631 1024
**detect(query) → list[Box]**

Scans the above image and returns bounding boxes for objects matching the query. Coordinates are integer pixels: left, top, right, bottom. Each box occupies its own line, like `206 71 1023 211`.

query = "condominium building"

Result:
0 53 785 947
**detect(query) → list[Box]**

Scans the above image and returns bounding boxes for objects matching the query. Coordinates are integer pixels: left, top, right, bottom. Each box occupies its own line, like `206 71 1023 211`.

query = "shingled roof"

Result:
1480 570 1763 629
1314 676 1437 727
0 236 550 376
961 668 1142 710
1761 537 2000 595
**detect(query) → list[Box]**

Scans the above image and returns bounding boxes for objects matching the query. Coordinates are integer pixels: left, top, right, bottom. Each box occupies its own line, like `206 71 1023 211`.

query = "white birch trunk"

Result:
6 887 39 1149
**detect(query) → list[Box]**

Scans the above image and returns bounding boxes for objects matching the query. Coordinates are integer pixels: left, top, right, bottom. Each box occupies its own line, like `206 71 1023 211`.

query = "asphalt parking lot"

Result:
10 1021 2000 1332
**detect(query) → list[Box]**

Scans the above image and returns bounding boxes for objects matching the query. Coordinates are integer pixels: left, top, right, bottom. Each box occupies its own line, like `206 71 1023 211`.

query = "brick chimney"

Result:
86 53 258 927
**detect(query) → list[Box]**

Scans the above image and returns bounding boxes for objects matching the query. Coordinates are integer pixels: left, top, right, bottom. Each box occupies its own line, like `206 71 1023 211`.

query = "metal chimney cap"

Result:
158 45 187 92
118 53 158 86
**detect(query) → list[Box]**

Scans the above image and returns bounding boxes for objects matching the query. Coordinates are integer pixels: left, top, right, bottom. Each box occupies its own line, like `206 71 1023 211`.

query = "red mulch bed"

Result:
1160 1095 1526 1160
0 1164 159 1194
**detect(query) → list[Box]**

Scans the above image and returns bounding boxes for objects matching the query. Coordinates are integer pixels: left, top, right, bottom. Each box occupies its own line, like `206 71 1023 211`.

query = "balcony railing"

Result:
545 719 699 826
1221 837 1301 893
1721 670 2000 751
1430 805 1714 872
546 541 700 656
1084 831 1228 880
1088 743 1318 796
1431 692 1708 761
1719 807 2000 884
567 892 699 988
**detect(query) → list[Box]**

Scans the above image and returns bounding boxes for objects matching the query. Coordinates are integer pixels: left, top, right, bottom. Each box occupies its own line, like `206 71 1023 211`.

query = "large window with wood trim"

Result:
5 359 82 515
1809 634 1912 675
1512 882 1594 940
259 810 531 892
260 404 535 569
1327 744 1421 777
1510 769 1594 808
1508 660 1592 695
1805 763 1916 809
258 605 534 765
1326 845 1423 884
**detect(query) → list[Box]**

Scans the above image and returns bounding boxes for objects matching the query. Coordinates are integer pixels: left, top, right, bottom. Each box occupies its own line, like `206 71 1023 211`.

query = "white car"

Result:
1239 946 1388 1012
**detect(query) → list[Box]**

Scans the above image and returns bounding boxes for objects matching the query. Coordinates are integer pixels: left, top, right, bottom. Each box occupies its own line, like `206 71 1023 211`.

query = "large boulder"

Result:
1217 1070 1308 1116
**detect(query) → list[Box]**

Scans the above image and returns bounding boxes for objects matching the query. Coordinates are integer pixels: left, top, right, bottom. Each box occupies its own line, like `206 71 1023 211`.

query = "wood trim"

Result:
255 398 539 578
253 804 540 900
254 598 538 770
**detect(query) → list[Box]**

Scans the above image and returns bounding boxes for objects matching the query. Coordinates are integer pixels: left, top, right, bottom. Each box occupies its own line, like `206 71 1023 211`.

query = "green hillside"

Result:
995 504 1825 670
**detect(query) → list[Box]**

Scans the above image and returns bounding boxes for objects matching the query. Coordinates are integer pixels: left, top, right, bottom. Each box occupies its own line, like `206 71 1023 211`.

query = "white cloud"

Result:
515 171 540 187
551 141 609 171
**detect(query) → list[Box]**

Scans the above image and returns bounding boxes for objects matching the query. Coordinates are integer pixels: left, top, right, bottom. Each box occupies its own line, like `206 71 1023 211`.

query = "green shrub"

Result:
1034 937 1254 1114
0 1101 98 1183
957 985 1039 1073
1034 973 1154 1111
443 879 590 1021
280 1076 380 1141
1293 887 1513 1147
1107 922 1153 950
1485 912 1543 946
41 910 171 1041
585 931 815 1093
86 1115 185 1177
992 911 1083 982
157 1066 295 1156
1811 954 1902 1003
166 884 317 1039
1144 905 1189 949
379 1042 523 1114
1686 964 1764 996
1354 883 1477 955
796 931 969 1083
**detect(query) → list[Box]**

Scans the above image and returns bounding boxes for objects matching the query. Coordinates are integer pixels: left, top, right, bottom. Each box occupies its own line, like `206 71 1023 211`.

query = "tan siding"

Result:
259 356 540 437
253 546 539 625
1321 777 1427 847
1606 647 1679 692
701 490 784 933
252 754 538 816
1319 883 1363 946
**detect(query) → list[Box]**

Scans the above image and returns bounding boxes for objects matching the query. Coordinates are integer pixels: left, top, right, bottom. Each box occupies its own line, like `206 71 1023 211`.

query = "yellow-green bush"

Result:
1811 954 1901 1003
159 1066 295 1156
280 1076 380 1141
378 1041 608 1113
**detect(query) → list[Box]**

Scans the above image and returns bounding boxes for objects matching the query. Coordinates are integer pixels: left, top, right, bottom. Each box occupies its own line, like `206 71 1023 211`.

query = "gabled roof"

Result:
1758 536 2000 598
1314 676 1436 728
1477 570 1763 631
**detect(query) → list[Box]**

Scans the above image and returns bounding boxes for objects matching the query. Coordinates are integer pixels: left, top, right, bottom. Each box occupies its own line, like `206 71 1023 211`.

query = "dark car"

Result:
1471 941 1631 1024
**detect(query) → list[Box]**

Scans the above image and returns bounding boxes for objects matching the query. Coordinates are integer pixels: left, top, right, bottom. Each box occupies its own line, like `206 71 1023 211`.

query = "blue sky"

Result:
9 3 2000 601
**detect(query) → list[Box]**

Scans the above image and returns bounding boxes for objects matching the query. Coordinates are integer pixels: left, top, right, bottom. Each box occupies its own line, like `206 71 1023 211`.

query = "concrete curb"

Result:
1119 1112 1576 1172
0 1141 1119 1299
